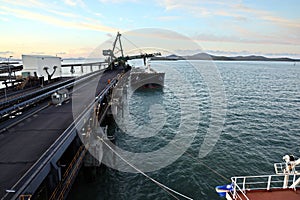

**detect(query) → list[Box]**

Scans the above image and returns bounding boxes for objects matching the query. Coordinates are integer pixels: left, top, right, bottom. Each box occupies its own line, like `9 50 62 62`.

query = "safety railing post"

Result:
233 177 237 199
242 177 246 192
267 176 271 190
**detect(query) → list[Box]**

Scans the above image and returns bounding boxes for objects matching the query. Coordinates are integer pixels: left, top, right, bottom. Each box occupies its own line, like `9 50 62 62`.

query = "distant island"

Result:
152 53 300 62
1 53 299 63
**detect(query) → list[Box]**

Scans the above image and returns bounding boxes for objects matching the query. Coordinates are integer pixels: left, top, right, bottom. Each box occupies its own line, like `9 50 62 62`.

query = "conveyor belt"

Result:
0 70 105 110
0 70 106 119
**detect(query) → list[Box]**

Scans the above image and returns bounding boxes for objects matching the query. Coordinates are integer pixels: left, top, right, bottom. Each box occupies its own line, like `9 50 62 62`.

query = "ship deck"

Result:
236 189 300 200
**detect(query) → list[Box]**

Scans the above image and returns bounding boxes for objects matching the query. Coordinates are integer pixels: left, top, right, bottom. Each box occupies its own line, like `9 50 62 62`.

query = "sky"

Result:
0 0 299 59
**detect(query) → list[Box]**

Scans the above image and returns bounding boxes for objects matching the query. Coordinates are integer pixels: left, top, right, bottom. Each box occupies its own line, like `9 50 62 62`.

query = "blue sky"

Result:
0 0 299 58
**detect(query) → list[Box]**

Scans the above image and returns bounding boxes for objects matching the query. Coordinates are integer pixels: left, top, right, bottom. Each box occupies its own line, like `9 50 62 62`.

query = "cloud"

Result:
262 15 300 28
192 32 300 46
157 0 300 46
0 10 8 15
156 15 181 21
157 0 240 15
0 6 117 33
206 50 252 55
0 0 116 32
47 9 79 18
1 0 104 25
0 16 9 21
31 51 45 54
63 0 77 6
56 52 67 55
158 0 300 29
2 0 46 8
98 0 137 3
0 51 14 55
63 0 85 7
174 49 203 56
232 4 300 29
1 0 78 18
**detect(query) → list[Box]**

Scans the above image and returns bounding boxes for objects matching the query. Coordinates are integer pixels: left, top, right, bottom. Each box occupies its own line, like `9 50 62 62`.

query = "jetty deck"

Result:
0 68 123 198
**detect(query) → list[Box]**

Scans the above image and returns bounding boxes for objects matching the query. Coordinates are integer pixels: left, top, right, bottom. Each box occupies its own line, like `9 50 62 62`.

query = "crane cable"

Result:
122 35 144 54
182 150 229 182
98 136 193 200
156 135 229 182
116 33 229 183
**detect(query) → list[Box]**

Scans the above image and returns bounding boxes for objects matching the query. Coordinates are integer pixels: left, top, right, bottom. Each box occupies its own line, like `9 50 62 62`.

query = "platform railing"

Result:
49 145 87 200
274 162 300 175
6 77 118 200
0 69 105 118
229 174 300 200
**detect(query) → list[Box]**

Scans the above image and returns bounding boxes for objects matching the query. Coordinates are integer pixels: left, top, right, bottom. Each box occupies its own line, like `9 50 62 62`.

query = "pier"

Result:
0 32 163 200
0 64 125 200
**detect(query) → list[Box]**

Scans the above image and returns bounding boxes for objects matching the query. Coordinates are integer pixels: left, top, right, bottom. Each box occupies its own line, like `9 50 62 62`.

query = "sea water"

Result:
68 60 300 200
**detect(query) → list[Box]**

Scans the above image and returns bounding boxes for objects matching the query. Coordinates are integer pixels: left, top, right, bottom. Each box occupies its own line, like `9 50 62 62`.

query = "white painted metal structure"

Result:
22 55 62 81
223 155 300 200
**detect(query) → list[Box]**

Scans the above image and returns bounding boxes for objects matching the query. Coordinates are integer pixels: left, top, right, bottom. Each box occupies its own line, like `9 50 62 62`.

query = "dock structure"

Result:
61 61 107 74
0 66 124 200
0 32 162 200
0 60 107 89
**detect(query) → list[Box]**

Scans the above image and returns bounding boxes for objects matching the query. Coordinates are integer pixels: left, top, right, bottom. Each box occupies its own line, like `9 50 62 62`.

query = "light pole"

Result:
4 56 12 102
8 55 13 84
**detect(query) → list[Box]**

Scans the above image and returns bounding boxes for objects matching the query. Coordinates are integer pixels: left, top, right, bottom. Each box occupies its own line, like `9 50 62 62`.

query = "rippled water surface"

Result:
68 61 300 200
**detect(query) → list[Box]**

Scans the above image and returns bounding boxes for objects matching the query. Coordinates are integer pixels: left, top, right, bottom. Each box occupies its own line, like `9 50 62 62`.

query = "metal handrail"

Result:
57 147 87 200
49 145 86 200
7 77 118 200
0 78 75 108
0 70 105 118
230 173 300 199
274 162 300 174
1 69 104 108
230 179 249 200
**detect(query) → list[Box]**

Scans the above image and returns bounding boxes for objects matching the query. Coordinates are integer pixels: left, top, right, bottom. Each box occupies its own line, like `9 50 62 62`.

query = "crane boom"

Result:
103 32 161 70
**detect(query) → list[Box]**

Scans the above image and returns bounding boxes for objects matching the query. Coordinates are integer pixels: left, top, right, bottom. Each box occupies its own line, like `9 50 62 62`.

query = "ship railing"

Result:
230 174 300 199
274 162 300 175
230 179 249 200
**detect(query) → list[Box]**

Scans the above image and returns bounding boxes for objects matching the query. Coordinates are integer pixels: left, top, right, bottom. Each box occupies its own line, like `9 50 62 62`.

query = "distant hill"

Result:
151 54 185 60
152 53 300 62
0 57 21 62
185 53 300 61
